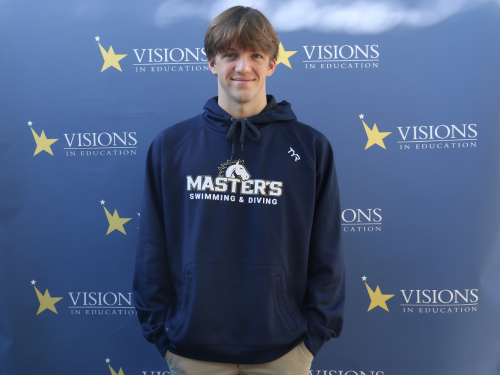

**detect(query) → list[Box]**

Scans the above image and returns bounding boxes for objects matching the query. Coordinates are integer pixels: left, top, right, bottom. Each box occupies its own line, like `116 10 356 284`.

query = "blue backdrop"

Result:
1 0 500 374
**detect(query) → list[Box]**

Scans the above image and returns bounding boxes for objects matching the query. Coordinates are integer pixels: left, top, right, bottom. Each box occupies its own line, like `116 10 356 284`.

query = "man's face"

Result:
209 42 276 109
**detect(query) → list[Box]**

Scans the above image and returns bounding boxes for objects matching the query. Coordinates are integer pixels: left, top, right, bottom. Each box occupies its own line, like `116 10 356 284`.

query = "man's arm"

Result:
133 138 172 357
304 137 345 357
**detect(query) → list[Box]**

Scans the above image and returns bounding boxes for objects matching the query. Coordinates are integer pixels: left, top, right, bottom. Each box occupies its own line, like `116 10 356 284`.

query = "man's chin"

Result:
230 94 256 106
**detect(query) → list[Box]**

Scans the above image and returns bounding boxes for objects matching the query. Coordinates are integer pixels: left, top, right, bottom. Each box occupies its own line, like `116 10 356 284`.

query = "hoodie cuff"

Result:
156 332 171 358
304 324 331 357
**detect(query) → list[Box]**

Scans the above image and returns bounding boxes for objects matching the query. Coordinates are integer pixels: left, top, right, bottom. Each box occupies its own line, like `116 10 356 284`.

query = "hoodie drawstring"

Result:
226 118 260 161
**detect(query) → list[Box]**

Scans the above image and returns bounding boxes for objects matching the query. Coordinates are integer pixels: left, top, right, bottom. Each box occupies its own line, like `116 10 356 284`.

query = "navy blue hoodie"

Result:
133 97 345 364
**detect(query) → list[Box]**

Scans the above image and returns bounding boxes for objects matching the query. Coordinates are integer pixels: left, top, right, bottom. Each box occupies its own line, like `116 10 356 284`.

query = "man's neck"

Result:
217 94 268 119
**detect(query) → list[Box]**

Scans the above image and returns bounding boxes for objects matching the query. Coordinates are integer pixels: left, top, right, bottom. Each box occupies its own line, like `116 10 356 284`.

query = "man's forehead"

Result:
219 41 266 54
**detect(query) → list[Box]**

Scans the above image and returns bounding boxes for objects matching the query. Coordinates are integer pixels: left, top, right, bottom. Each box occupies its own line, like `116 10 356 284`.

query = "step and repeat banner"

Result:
1 0 500 374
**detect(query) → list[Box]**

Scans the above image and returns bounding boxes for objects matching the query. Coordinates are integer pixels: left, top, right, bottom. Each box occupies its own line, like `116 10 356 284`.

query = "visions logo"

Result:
95 36 127 73
30 280 136 317
362 276 394 312
28 121 58 156
268 42 379 70
94 35 208 74
69 290 136 316
64 131 137 157
100 200 132 235
401 287 478 314
31 280 63 315
359 114 391 150
356 114 477 152
96 37 127 72
361 276 479 314
303 44 379 71
133 45 208 73
397 124 477 151
342 208 382 232
26 120 138 158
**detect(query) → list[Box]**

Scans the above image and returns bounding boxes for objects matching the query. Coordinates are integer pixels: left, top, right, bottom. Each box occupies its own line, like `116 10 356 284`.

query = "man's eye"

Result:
226 54 234 58
253 54 262 58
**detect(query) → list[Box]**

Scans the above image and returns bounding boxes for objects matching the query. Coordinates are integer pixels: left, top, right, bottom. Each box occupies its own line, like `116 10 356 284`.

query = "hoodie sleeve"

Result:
133 137 172 357
304 136 345 357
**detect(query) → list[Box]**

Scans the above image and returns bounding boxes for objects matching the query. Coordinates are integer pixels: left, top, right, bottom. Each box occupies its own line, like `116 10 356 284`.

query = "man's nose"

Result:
235 55 251 73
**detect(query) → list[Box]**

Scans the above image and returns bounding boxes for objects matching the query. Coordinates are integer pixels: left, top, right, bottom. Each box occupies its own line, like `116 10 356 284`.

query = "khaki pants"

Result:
165 341 314 375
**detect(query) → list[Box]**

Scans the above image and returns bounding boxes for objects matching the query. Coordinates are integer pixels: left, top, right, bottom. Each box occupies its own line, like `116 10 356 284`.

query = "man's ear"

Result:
266 58 277 77
209 57 217 76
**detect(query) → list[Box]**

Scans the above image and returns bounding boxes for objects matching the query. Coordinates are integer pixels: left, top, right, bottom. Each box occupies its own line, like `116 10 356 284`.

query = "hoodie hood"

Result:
203 96 298 132
203 95 298 160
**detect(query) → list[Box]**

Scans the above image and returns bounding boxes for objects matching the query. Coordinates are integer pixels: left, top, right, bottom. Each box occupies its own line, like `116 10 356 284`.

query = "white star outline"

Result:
95 36 100 41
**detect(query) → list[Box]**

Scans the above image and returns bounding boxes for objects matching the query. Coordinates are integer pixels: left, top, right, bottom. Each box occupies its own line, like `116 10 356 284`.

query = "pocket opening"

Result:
274 275 298 332
170 273 192 331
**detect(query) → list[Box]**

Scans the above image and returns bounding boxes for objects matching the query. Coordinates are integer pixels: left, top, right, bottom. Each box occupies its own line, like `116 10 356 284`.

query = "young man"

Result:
133 6 345 374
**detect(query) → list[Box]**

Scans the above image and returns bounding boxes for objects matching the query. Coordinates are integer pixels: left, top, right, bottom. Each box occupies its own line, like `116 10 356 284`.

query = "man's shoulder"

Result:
149 113 205 161
285 119 326 137
275 118 331 148
153 113 204 145
156 113 205 141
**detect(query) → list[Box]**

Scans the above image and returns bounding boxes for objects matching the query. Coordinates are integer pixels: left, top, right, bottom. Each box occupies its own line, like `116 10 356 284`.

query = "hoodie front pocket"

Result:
171 263 302 347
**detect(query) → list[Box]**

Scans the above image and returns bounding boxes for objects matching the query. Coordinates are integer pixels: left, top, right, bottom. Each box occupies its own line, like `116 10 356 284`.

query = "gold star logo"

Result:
30 127 58 156
365 282 394 312
103 205 131 235
276 43 297 69
34 284 63 315
363 120 391 150
108 364 125 375
98 42 127 72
